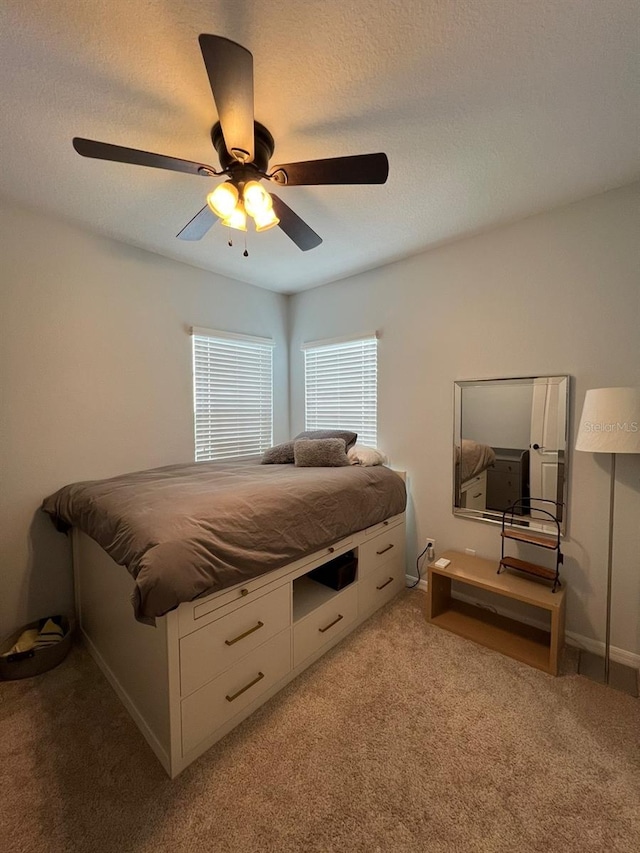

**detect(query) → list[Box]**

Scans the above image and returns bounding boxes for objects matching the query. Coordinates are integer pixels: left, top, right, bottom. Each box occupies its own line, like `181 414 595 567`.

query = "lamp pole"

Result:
604 453 615 684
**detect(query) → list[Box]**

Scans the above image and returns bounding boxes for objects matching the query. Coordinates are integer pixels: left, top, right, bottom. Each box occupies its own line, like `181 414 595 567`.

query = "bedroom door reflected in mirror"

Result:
453 376 569 535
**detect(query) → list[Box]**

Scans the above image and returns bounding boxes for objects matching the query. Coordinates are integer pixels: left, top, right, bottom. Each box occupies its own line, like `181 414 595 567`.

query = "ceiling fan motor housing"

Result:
212 121 275 177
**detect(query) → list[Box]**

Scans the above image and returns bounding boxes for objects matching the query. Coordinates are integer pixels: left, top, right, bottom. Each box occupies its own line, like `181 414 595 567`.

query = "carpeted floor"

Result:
1 590 639 853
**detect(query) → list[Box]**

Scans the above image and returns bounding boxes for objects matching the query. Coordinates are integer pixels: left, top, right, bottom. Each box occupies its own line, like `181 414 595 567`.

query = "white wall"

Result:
289 183 640 657
0 199 289 637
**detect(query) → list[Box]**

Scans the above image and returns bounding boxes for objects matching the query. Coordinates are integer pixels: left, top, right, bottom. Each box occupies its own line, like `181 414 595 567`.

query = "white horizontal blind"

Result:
193 332 273 461
304 336 377 447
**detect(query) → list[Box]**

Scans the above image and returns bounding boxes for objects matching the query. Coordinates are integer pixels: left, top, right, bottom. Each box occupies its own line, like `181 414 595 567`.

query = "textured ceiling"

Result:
1 1 638 293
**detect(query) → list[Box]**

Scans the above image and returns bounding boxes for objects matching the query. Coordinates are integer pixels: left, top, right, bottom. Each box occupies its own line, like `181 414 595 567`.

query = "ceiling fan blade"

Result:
271 194 322 252
177 205 218 241
270 152 389 186
199 34 255 163
72 138 217 176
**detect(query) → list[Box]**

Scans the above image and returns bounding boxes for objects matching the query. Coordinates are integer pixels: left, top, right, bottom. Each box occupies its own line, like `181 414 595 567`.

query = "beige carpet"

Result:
1 590 639 853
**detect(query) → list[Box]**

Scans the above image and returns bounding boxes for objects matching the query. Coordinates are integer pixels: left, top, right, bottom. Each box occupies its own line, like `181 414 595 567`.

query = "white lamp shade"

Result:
575 387 640 453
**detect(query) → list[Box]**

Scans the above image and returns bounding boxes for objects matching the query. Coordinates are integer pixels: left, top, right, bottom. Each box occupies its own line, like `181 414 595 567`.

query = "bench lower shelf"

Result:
428 551 566 675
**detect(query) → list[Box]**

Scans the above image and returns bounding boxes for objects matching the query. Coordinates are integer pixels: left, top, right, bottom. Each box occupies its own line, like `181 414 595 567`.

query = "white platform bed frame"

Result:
73 510 406 777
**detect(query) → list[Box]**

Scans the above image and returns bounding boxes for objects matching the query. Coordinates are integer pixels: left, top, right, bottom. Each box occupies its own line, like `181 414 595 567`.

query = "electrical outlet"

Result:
426 538 436 554
465 548 476 557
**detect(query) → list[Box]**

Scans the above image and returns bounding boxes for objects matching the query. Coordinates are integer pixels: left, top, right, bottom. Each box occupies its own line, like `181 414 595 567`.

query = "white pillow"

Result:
347 445 388 467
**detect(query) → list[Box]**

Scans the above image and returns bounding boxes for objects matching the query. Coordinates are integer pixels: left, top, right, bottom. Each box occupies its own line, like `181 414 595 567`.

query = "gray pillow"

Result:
293 429 357 452
261 441 295 464
294 438 349 468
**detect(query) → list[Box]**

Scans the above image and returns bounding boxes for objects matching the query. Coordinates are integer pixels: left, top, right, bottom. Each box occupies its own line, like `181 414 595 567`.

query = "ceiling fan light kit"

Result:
71 35 389 252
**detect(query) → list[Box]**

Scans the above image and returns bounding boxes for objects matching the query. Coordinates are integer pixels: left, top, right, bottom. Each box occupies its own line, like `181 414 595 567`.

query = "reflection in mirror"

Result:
453 376 569 535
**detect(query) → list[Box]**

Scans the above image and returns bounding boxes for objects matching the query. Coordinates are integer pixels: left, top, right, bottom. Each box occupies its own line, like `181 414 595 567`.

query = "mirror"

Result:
453 376 569 535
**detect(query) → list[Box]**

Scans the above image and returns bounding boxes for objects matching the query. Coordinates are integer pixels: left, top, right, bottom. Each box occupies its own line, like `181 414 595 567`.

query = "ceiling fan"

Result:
72 35 389 252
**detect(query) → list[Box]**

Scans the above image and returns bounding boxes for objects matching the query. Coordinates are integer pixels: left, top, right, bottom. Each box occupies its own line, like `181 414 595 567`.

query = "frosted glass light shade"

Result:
575 387 640 453
253 207 280 232
206 182 239 218
243 181 272 217
221 205 247 231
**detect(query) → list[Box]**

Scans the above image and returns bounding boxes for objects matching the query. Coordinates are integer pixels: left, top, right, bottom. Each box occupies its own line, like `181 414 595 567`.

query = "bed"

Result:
43 459 407 777
455 439 496 510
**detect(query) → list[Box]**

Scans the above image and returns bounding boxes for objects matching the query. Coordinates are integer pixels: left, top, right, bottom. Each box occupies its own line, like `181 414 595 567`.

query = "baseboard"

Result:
406 575 428 593
80 628 172 774
565 631 640 669
410 575 640 669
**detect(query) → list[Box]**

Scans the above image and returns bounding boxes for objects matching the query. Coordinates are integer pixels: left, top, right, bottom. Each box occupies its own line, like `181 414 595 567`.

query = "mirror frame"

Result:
453 375 570 535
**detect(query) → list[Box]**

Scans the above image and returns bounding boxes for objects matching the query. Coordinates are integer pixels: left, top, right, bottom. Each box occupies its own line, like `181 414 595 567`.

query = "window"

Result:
303 333 378 447
192 327 273 461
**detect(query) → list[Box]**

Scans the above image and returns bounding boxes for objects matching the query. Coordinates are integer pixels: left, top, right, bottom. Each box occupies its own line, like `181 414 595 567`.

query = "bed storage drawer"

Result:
181 628 291 755
179 583 291 697
293 583 358 668
364 513 404 538
359 558 405 617
358 523 406 578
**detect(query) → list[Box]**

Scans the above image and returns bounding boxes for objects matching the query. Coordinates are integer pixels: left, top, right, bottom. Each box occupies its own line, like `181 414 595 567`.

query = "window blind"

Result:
304 335 377 447
192 330 273 461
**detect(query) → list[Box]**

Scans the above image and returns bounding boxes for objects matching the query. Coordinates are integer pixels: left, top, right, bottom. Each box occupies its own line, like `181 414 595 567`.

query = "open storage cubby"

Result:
293 550 357 622
293 575 344 622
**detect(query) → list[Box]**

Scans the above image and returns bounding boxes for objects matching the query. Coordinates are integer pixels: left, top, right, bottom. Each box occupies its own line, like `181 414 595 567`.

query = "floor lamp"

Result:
575 387 640 697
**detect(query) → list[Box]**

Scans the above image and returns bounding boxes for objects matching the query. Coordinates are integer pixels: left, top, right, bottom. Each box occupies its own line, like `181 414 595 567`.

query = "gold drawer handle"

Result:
376 576 394 591
328 546 335 553
319 614 344 634
240 588 249 597
226 671 265 703
225 621 264 646
376 543 394 556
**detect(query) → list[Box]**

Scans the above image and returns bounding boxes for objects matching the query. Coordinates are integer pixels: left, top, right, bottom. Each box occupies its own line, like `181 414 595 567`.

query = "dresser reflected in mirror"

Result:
453 376 569 535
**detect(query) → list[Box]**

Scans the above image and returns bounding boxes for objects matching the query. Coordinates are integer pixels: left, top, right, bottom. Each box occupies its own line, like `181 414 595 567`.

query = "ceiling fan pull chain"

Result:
243 232 249 257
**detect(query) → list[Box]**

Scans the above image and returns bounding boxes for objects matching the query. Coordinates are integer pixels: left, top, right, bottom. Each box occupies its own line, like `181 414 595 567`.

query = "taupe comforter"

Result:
456 439 496 483
42 459 406 623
